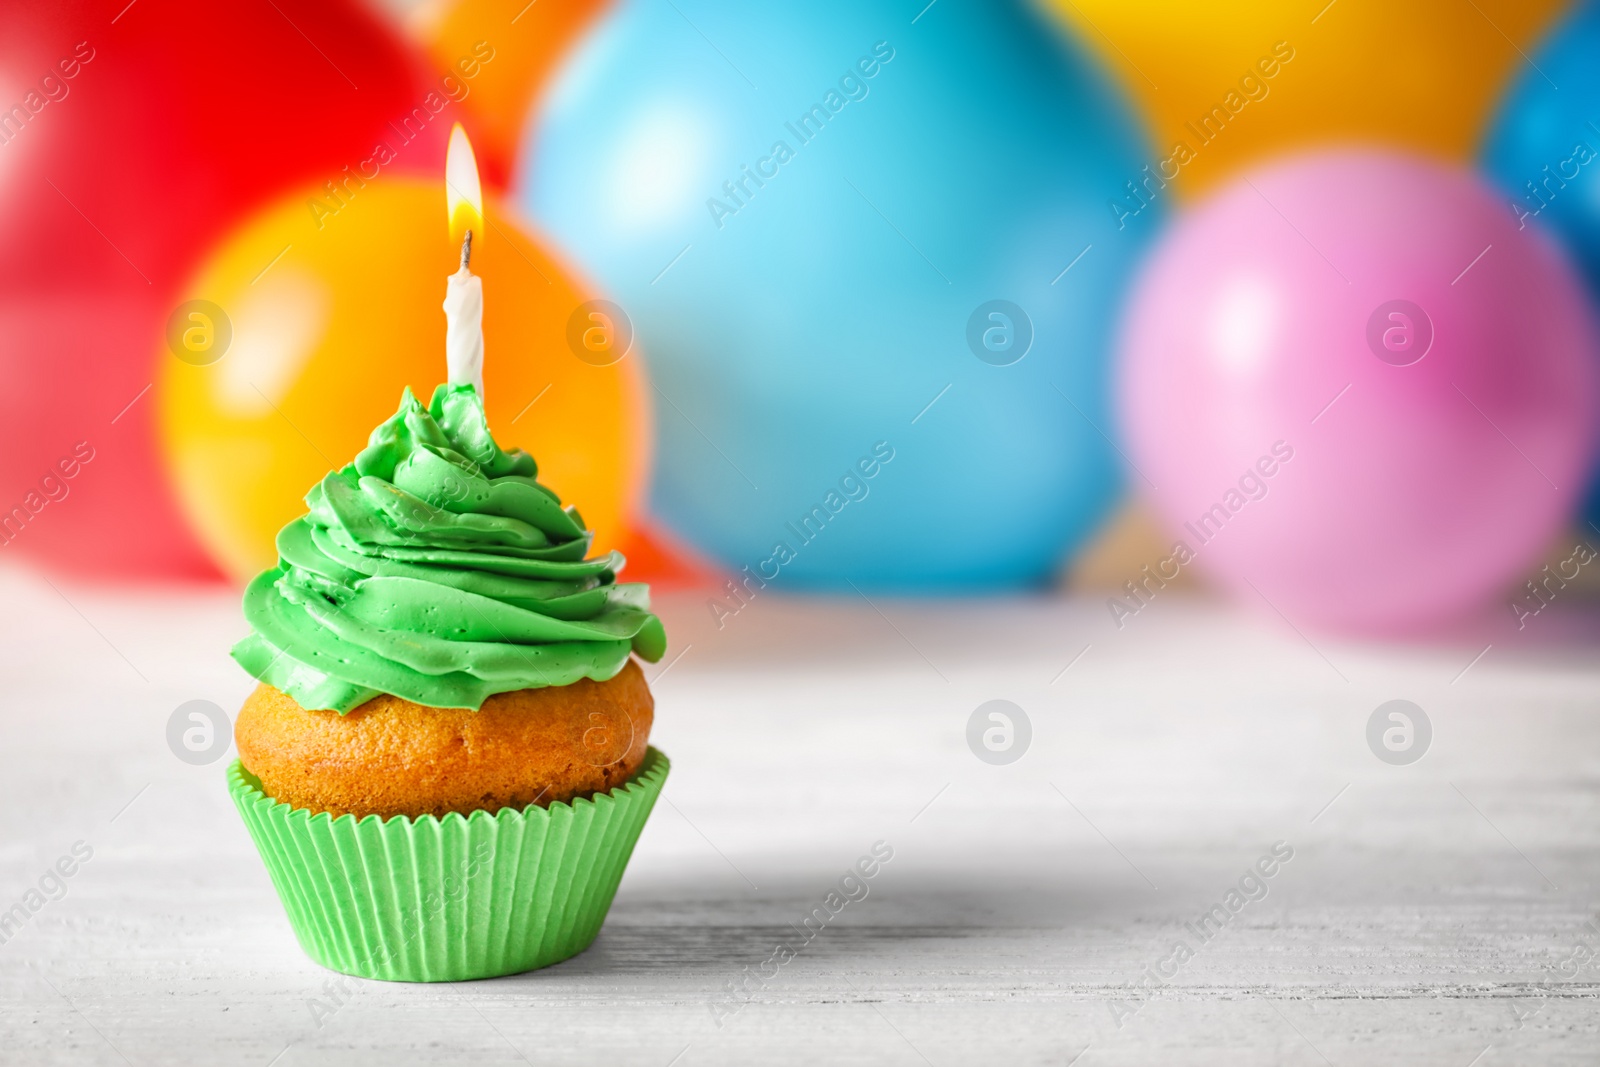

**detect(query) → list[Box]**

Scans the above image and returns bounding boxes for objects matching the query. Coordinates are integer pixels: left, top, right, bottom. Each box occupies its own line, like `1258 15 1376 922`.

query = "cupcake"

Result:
226 383 669 982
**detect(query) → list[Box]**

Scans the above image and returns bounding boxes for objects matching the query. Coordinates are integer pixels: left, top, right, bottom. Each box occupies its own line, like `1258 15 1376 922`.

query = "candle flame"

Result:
446 123 483 251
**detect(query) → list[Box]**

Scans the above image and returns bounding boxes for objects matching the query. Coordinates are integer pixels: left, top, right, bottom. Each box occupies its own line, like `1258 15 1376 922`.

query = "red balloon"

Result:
0 0 448 578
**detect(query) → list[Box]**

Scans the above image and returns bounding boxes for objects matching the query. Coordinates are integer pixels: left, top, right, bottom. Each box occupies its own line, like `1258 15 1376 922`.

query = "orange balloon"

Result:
158 178 648 584
419 0 612 187
1044 0 1569 199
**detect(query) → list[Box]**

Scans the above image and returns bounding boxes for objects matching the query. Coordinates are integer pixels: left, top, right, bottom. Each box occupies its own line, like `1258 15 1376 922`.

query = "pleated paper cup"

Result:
228 747 668 982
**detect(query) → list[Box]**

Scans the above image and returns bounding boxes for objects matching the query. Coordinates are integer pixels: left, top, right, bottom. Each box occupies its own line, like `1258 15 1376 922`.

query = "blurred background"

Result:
4 0 1600 642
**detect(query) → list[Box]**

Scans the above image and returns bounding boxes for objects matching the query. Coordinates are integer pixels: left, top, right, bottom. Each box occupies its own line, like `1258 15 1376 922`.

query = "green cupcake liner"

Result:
228 747 668 982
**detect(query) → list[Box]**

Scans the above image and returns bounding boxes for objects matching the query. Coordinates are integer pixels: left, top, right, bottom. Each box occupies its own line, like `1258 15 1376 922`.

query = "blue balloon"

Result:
1482 1 1600 527
521 0 1160 590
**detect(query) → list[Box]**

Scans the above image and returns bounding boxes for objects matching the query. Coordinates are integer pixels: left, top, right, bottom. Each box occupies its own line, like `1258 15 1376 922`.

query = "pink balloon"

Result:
1117 150 1599 634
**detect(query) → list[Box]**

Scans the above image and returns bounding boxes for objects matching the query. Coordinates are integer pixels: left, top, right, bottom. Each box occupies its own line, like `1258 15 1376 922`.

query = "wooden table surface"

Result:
1 564 1596 1065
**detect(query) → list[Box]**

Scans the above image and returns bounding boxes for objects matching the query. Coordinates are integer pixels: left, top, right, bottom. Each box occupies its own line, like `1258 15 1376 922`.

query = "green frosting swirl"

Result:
231 384 666 714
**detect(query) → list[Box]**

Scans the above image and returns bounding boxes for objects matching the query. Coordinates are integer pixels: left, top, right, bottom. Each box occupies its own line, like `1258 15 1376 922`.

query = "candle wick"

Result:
459 229 473 271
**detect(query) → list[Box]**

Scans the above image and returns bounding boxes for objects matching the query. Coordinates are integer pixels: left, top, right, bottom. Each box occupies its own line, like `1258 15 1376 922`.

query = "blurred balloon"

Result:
523 0 1159 590
1482 0 1600 527
611 519 722 588
418 0 612 189
1045 0 1568 200
1119 151 1598 633
0 0 447 578
158 180 649 585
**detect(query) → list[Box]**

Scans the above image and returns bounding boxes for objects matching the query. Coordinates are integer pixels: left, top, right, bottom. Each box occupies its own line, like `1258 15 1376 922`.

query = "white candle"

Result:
443 123 485 396
443 256 484 395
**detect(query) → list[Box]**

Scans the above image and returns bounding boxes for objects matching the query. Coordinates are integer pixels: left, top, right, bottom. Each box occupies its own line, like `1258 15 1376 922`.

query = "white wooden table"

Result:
1 562 1596 1065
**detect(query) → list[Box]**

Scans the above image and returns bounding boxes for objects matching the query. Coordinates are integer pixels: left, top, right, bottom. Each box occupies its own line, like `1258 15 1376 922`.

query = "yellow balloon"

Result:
1046 0 1569 198
158 178 649 584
